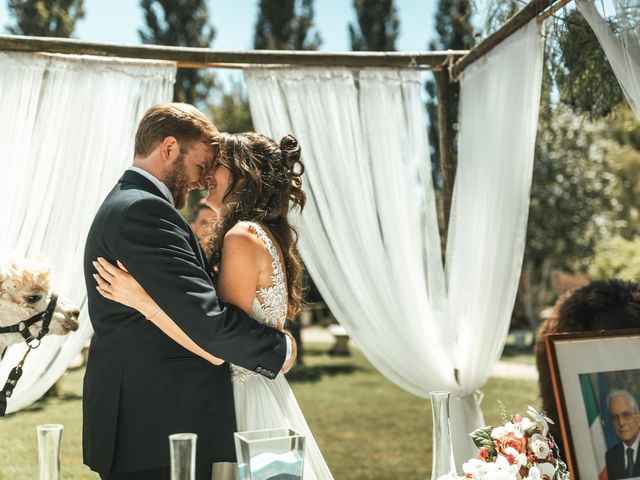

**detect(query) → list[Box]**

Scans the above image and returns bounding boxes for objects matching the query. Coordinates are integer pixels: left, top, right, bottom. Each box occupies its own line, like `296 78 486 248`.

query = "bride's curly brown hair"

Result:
207 132 306 319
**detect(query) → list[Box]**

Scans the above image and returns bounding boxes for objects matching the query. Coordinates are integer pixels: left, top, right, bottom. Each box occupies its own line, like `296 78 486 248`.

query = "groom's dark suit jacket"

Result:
606 440 640 479
82 170 287 475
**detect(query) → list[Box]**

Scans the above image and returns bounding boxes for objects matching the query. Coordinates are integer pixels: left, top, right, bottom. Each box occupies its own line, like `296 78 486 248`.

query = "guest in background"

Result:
190 200 216 247
606 390 640 479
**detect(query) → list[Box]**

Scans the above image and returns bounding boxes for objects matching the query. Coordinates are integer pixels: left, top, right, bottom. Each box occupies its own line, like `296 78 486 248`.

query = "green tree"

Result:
520 103 622 328
424 0 475 182
349 0 399 51
589 236 640 281
554 9 624 119
139 0 216 105
602 105 640 238
254 0 321 50
208 81 254 134
6 0 84 37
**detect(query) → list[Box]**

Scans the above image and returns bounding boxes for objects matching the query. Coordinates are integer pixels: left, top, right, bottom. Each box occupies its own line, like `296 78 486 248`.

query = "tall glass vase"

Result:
429 391 458 480
169 433 197 480
37 424 63 480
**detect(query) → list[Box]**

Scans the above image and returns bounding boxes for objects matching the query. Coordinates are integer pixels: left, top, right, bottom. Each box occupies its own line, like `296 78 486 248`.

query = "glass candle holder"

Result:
429 391 458 480
169 433 197 480
234 428 305 480
37 424 63 480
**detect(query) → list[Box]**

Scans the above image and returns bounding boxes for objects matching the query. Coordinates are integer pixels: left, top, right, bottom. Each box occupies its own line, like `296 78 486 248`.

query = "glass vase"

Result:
429 391 458 480
169 433 197 480
37 424 63 480
234 428 305 480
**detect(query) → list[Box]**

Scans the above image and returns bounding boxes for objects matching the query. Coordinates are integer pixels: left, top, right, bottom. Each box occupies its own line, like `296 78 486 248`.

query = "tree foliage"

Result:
527 105 621 275
208 82 254 134
6 0 84 37
554 9 624 119
589 236 640 281
425 0 475 183
254 0 321 50
139 0 216 105
349 0 400 51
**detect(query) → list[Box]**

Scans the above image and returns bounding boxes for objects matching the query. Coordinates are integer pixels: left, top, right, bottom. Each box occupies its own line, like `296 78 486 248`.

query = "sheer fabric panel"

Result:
245 67 453 393
446 19 545 459
0 52 176 413
577 0 640 117
244 20 543 463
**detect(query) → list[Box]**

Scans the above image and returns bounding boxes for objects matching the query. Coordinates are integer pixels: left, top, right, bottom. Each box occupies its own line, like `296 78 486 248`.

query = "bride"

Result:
94 131 333 479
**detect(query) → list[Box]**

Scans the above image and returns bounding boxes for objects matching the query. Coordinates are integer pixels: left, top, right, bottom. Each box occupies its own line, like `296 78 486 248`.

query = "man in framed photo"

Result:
606 390 640 479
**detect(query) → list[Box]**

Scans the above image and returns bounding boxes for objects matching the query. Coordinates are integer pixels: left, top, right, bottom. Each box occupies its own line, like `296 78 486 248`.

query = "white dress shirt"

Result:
624 433 640 470
125 166 292 363
128 166 175 206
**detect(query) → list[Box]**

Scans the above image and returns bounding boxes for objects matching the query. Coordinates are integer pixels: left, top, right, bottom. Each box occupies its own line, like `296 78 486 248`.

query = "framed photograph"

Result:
546 330 640 480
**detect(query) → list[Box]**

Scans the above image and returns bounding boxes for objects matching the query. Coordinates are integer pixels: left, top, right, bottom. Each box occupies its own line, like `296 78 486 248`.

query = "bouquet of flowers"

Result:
462 406 571 480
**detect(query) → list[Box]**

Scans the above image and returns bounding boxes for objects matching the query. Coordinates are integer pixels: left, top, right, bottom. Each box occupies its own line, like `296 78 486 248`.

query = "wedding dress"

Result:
213 222 333 480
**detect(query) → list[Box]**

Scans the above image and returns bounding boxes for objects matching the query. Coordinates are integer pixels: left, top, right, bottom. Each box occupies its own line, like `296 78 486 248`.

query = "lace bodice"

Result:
231 222 288 382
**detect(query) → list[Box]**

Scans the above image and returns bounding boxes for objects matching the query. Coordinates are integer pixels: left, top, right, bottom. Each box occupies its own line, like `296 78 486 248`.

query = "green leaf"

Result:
469 426 494 450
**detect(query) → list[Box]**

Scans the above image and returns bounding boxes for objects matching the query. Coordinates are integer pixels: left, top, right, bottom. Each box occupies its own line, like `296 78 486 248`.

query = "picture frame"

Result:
546 329 640 480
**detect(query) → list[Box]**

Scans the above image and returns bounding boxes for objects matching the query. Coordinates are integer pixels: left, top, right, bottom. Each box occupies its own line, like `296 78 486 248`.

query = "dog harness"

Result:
0 293 58 416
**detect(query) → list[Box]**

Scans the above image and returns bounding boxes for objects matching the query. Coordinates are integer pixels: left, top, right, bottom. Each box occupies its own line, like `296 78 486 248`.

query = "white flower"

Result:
492 426 508 439
463 458 487 477
538 462 556 478
529 434 551 460
503 447 528 467
524 466 541 480
518 417 534 431
527 406 554 437
503 422 525 438
483 463 518 480
495 454 521 475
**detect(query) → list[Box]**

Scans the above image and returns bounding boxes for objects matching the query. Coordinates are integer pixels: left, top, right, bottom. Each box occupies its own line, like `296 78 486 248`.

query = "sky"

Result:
0 0 437 52
0 0 618 52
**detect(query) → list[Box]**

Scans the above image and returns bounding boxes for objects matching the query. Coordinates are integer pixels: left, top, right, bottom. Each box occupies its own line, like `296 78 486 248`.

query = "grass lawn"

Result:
0 344 539 479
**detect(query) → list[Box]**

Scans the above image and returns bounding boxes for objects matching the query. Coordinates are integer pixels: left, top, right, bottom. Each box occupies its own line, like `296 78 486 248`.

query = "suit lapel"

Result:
119 169 167 201
119 169 208 271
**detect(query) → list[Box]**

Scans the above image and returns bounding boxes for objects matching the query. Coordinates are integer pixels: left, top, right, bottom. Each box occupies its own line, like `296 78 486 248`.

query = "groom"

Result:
83 103 296 480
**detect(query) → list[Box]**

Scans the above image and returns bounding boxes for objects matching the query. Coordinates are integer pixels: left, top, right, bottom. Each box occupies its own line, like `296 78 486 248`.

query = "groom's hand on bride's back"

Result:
281 330 297 374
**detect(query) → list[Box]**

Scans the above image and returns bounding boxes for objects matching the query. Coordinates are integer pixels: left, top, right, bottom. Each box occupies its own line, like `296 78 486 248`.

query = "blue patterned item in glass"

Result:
235 428 305 480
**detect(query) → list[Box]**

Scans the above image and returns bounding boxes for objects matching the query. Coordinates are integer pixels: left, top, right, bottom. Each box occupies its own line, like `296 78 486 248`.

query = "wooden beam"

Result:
452 0 569 78
537 0 574 24
0 35 469 70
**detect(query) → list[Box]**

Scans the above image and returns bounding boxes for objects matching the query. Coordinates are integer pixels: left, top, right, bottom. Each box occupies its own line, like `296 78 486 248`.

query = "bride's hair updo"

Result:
208 132 306 319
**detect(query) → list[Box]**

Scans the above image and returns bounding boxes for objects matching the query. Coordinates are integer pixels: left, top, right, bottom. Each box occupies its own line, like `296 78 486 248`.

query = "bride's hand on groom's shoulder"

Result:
93 257 157 317
281 330 297 374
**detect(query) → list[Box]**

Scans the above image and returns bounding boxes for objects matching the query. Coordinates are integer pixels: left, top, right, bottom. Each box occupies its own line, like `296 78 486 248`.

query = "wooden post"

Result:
435 69 457 240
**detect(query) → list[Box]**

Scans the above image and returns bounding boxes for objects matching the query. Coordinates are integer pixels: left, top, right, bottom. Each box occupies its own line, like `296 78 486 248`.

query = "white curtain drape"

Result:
446 19 544 455
244 19 543 465
577 0 640 118
0 52 176 413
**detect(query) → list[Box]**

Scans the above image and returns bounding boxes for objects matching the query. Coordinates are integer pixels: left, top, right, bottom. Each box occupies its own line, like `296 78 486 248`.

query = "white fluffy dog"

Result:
0 253 80 352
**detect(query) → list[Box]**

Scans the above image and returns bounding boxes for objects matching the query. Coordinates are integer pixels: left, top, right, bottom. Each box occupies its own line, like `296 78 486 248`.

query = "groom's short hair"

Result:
134 103 219 158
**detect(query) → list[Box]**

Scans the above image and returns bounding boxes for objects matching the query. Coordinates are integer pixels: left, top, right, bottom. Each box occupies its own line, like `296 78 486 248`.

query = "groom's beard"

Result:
164 154 190 210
